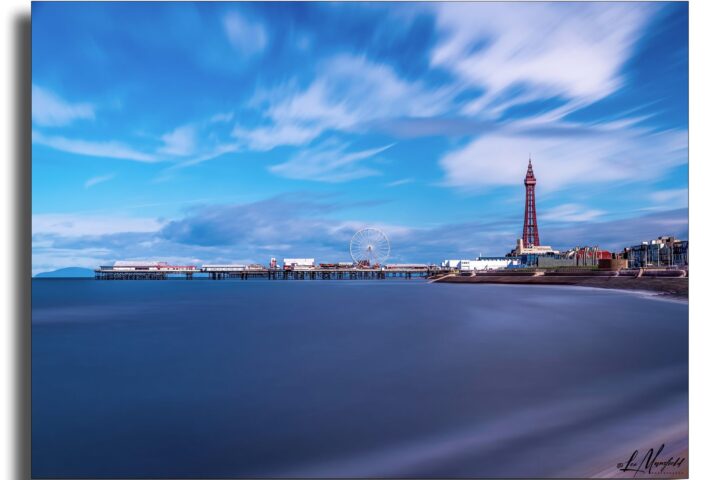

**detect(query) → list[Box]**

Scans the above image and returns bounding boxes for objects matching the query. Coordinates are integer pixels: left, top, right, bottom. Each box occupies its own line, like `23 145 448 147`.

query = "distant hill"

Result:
34 267 95 278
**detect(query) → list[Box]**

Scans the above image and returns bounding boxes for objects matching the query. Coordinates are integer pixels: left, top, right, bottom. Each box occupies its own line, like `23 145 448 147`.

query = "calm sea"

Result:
31 279 688 478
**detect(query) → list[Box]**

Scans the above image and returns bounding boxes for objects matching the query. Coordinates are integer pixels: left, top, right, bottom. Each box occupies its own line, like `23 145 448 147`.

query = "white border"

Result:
688 0 719 478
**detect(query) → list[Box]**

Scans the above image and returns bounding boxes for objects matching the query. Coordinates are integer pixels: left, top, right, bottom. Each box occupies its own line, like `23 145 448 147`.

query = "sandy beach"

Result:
433 274 689 299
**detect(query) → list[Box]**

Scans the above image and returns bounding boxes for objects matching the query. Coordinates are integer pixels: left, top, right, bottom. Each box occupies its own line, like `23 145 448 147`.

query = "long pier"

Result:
94 267 438 280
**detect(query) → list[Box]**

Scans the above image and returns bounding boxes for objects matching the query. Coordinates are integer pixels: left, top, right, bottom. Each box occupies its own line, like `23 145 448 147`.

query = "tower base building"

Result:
509 238 558 256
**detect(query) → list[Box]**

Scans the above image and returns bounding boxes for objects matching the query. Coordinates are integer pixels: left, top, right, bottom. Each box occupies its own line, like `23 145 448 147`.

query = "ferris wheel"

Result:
350 228 391 266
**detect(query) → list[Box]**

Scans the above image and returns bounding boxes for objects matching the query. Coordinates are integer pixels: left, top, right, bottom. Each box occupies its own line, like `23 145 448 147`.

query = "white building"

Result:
442 257 521 271
283 258 315 270
112 260 164 270
441 260 462 269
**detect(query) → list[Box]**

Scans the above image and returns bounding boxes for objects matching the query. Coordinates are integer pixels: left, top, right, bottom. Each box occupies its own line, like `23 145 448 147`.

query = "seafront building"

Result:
524 247 613 268
442 257 522 271
622 236 689 268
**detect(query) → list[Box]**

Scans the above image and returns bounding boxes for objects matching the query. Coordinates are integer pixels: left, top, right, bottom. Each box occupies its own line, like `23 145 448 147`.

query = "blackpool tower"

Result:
522 158 540 246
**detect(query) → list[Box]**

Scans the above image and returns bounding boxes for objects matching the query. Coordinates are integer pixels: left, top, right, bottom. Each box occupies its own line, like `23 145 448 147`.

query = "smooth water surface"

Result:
32 279 688 478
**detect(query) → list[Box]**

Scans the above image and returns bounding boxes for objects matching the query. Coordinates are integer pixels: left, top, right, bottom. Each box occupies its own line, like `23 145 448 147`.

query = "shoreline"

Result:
432 274 688 299
31 275 689 300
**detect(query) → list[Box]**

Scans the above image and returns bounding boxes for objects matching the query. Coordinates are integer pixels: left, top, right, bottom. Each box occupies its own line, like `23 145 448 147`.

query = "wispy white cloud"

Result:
33 213 165 237
223 11 268 57
158 124 196 156
430 3 654 119
154 112 246 171
35 112 240 169
32 131 158 163
173 143 241 169
84 173 115 189
152 143 241 182
439 123 687 191
650 188 688 207
540 203 605 223
232 123 322 151
32 84 95 127
241 54 455 150
209 111 235 123
386 178 415 187
269 141 395 182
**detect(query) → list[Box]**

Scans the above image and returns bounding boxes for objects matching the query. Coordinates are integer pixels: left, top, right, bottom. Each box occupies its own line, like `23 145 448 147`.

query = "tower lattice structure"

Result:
522 158 540 246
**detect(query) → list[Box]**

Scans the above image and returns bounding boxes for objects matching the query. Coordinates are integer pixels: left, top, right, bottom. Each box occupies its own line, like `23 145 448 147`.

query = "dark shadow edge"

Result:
13 8 31 480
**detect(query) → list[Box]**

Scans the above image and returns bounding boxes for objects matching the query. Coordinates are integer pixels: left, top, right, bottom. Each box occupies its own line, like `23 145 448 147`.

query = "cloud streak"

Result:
540 204 605 223
32 84 95 127
269 142 395 183
84 173 115 189
33 213 165 237
32 131 159 163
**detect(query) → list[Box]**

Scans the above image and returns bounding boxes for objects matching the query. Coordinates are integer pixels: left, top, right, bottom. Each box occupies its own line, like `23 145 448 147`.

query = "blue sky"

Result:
31 1 688 273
